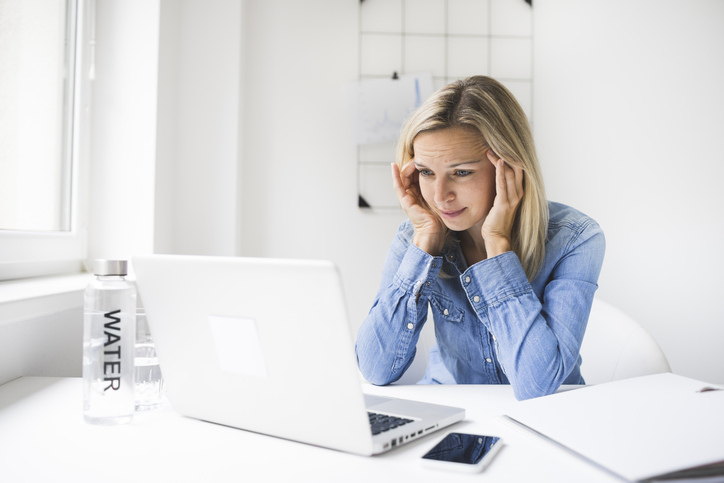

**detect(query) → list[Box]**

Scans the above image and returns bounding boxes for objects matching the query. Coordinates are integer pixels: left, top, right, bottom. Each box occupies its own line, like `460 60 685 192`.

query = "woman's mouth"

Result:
440 208 466 219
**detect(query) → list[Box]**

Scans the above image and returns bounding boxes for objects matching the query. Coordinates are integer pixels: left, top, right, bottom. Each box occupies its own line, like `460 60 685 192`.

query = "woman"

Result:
355 76 605 400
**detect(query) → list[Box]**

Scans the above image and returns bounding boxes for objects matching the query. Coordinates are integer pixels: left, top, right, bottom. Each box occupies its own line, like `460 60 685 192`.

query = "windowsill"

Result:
0 273 93 323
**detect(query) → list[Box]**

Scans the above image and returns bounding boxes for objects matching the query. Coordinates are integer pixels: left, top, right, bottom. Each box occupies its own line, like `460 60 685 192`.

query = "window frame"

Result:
0 0 94 281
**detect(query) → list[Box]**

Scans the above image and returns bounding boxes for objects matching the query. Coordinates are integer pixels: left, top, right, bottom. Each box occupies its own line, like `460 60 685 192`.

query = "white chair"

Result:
393 298 671 386
580 298 671 385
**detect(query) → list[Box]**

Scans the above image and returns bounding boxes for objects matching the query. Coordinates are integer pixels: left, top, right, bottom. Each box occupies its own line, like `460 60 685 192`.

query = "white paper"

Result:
503 374 724 481
347 73 434 145
208 315 268 378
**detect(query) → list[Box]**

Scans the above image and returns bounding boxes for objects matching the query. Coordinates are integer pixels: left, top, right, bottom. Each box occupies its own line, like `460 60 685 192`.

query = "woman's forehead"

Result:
413 127 487 162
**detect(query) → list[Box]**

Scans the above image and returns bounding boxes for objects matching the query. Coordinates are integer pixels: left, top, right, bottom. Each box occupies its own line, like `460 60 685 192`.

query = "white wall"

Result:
91 0 243 260
88 0 160 266
239 0 407 332
533 0 724 383
152 0 397 341
155 0 242 256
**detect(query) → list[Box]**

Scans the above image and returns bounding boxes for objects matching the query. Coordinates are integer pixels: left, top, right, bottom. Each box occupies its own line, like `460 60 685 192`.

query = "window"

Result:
0 0 93 280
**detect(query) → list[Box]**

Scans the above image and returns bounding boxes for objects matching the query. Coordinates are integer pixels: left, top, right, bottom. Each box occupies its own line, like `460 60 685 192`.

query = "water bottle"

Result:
134 302 165 411
82 259 136 425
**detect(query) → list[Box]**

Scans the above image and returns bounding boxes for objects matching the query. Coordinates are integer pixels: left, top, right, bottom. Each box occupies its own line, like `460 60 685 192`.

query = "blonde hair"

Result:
396 76 548 280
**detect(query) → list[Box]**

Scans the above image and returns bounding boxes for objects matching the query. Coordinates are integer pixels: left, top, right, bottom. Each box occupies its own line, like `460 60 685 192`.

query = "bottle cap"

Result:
93 259 128 276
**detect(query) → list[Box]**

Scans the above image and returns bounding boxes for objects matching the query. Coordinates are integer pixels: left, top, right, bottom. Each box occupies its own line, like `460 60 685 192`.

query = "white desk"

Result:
0 377 619 483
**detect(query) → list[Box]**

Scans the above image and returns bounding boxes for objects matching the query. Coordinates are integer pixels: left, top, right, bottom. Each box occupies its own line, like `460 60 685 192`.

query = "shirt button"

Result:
432 262 437 268
473 295 480 303
447 255 455 262
465 276 471 284
426 281 431 287
407 323 414 330
486 358 492 363
443 309 449 316
478 438 483 444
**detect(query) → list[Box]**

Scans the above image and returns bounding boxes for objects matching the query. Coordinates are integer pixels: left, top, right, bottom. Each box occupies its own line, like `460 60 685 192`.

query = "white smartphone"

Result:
420 432 503 473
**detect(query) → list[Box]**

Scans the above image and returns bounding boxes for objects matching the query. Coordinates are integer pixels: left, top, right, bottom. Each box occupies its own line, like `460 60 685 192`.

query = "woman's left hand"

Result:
482 150 524 258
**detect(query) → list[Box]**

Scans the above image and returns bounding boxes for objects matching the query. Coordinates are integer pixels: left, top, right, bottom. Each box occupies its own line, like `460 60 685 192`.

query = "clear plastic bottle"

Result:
134 304 165 411
83 260 136 425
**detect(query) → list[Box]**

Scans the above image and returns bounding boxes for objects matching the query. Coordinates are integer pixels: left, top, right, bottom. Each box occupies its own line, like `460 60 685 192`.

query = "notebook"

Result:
132 254 465 455
502 373 724 482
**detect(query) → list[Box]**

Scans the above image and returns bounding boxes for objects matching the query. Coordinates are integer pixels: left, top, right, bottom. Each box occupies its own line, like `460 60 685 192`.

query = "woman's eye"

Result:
418 169 433 177
455 170 472 177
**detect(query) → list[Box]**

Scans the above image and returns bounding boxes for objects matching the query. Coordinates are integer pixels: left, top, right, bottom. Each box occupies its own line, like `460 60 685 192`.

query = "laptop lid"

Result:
133 254 375 455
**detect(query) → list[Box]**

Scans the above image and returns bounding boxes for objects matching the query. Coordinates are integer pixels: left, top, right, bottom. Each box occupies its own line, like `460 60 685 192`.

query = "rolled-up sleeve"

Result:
355 224 443 385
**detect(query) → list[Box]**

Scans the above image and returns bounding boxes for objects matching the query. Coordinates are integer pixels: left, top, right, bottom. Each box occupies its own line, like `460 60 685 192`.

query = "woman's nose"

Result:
434 179 454 205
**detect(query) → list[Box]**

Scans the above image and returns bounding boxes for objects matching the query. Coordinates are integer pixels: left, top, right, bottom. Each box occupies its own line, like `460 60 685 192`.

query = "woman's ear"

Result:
486 148 499 164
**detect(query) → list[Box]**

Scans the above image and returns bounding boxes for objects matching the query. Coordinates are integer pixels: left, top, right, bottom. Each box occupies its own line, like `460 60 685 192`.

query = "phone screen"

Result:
421 432 501 465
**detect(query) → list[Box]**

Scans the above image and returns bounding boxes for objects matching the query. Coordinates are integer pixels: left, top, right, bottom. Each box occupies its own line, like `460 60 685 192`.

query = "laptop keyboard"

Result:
368 412 413 435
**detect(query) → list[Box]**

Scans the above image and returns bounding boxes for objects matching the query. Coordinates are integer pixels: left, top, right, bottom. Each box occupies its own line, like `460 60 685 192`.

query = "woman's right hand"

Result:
391 162 446 256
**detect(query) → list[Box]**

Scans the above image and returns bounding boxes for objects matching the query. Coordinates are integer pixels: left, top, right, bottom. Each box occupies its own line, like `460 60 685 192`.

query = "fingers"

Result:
487 151 524 205
391 162 403 192
391 162 421 211
391 163 410 205
399 160 418 189
506 161 524 203
495 158 508 203
391 161 419 193
502 160 518 201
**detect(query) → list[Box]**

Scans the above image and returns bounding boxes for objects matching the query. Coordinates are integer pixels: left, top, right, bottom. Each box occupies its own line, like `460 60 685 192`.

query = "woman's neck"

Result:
459 228 487 266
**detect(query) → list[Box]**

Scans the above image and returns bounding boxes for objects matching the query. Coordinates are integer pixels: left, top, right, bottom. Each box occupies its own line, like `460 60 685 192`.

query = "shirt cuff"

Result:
461 251 531 308
394 243 444 296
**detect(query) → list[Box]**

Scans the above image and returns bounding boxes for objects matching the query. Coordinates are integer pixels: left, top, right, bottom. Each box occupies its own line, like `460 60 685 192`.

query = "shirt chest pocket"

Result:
429 295 470 362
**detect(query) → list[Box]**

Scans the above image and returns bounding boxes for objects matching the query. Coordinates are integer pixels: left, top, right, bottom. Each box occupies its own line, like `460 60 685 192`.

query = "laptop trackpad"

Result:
364 394 393 409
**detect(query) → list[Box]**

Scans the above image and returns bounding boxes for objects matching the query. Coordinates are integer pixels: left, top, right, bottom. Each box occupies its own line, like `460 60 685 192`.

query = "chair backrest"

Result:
394 298 671 386
580 298 671 385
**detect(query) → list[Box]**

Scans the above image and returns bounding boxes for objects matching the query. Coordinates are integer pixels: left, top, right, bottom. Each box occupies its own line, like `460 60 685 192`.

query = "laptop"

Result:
132 254 465 455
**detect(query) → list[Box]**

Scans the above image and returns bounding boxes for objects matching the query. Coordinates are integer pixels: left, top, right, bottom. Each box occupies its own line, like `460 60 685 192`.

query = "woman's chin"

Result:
442 219 472 232
441 215 487 235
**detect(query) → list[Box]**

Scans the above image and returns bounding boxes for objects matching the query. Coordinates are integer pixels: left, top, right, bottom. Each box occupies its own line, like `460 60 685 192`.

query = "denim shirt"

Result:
355 201 605 400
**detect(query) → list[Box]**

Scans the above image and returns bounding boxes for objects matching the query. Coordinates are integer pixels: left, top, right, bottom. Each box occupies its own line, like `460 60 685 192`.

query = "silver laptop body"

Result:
133 254 464 455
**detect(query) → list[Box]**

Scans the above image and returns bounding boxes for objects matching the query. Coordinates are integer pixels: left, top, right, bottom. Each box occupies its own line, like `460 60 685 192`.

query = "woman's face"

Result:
413 126 496 235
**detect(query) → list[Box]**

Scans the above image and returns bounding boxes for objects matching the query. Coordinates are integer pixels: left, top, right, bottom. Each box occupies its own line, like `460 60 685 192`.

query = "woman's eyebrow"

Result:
414 160 482 168
449 160 482 167
414 159 482 170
